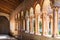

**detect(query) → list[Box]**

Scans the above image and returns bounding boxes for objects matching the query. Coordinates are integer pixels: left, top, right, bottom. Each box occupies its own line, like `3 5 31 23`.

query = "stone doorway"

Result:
0 16 10 35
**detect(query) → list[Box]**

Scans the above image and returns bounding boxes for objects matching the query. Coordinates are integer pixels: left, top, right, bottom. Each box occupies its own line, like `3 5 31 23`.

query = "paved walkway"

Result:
0 34 17 40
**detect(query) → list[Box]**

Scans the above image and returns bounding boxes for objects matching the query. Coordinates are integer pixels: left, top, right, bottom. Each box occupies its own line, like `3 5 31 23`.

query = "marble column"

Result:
25 18 30 33
35 15 38 34
23 19 25 31
35 14 40 35
42 11 46 35
38 15 41 34
53 7 58 37
30 17 34 34
45 15 49 35
50 15 53 35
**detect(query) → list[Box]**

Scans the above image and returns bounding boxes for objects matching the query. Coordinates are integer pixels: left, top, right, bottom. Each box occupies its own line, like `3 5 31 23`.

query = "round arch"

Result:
0 16 10 34
0 12 9 20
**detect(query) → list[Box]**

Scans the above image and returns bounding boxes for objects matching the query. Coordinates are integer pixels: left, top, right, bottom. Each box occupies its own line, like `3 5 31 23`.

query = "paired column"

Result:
53 7 58 37
42 11 46 35
38 15 41 34
23 19 25 31
45 15 49 35
42 11 49 35
50 15 53 35
30 16 34 34
35 14 40 35
25 18 30 33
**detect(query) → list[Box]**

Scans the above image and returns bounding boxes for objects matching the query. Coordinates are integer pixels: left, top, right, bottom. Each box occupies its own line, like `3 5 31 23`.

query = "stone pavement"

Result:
0 34 17 40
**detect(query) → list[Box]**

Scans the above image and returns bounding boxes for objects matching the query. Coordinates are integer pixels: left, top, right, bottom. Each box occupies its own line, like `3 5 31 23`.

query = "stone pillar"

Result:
35 14 40 35
23 19 25 31
18 21 21 35
50 15 53 35
10 16 16 35
38 15 41 34
53 7 58 37
45 15 49 35
25 18 30 33
35 15 38 34
42 11 46 35
42 11 50 36
30 17 34 34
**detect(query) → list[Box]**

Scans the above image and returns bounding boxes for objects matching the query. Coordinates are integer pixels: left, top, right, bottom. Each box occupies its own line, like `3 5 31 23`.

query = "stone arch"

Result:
35 4 41 14
42 0 52 13
0 12 9 20
21 11 24 16
26 10 29 17
30 7 34 16
0 16 10 34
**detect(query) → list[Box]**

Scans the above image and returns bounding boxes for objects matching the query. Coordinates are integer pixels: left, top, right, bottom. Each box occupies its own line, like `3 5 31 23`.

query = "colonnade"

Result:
10 0 59 37
20 7 58 38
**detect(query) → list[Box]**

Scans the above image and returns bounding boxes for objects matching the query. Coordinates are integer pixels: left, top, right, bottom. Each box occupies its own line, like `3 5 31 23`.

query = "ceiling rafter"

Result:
0 0 24 14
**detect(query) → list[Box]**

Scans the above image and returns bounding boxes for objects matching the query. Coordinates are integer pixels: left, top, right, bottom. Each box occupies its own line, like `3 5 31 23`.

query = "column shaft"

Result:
42 12 46 35
53 7 58 37
23 20 25 31
45 16 49 35
35 15 38 34
50 17 53 35
30 17 34 34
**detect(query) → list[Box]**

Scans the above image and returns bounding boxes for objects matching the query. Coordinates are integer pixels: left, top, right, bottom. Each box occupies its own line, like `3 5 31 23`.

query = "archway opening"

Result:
0 16 10 35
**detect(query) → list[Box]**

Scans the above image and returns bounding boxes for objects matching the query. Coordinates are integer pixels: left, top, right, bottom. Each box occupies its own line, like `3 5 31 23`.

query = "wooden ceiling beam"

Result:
0 7 11 14
0 8 10 15
0 0 24 15
3 0 20 6
3 0 18 7
0 0 17 9
0 3 13 11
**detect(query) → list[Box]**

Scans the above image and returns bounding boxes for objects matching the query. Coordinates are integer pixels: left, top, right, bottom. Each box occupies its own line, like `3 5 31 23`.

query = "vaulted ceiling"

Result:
0 0 56 15
0 0 24 15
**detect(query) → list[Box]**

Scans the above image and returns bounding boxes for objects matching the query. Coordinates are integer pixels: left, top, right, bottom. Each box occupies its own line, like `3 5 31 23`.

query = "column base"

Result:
35 33 41 35
30 32 34 34
52 34 57 38
25 31 29 33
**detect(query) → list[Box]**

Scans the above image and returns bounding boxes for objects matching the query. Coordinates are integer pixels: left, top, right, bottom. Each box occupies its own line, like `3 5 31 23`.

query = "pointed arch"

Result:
35 4 41 14
30 7 34 16
42 0 52 13
21 11 24 16
26 10 29 17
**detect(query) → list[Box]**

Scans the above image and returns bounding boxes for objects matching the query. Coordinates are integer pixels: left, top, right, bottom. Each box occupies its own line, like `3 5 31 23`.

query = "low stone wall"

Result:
21 32 60 40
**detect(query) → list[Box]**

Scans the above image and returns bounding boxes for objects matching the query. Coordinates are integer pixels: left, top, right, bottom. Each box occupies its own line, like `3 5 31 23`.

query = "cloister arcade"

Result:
10 0 60 38
1 0 60 40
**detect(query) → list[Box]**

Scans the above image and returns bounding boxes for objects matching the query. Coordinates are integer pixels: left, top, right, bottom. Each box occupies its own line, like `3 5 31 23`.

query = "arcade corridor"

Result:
0 0 60 40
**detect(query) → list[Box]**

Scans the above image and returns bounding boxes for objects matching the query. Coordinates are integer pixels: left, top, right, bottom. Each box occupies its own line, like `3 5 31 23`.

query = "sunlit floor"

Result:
0 34 16 40
44 35 60 39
